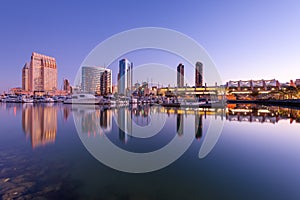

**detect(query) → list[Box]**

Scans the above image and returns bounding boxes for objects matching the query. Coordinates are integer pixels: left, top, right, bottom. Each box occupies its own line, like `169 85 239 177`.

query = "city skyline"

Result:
0 1 300 92
12 53 300 97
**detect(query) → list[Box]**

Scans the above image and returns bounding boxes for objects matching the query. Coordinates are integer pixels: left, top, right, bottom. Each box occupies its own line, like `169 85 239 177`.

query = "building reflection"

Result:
100 109 112 132
225 104 300 124
63 105 71 121
161 105 300 125
72 104 300 144
73 106 112 137
116 107 132 143
22 104 57 148
195 114 203 140
131 105 151 127
177 114 184 136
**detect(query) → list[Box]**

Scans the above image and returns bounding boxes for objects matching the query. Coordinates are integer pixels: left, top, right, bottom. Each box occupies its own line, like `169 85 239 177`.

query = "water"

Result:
1 103 300 199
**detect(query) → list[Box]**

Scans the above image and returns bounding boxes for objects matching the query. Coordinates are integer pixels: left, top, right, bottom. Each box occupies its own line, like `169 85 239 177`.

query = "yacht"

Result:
44 97 55 103
117 97 130 106
53 96 66 103
2 95 19 103
63 94 100 104
22 96 34 103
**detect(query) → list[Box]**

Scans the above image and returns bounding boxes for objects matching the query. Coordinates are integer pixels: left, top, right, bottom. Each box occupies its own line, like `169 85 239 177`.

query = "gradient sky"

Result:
0 0 300 92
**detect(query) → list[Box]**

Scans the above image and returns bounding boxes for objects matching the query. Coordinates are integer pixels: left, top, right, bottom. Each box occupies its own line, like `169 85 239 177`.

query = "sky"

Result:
0 0 300 92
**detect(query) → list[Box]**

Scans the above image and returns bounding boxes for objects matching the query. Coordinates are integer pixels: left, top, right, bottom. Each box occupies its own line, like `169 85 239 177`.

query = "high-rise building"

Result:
118 58 133 95
81 66 112 95
29 52 57 92
195 61 203 87
100 69 112 95
177 63 184 88
22 63 30 91
63 79 71 94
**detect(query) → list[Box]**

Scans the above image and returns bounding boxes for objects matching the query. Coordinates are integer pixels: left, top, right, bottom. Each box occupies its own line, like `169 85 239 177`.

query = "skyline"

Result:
1 1 300 91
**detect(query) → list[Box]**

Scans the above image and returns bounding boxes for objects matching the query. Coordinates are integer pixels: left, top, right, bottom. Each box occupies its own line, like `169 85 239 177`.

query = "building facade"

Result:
63 79 72 94
81 66 112 95
195 61 203 87
29 52 57 92
22 62 30 91
100 69 112 95
118 58 133 95
177 63 184 88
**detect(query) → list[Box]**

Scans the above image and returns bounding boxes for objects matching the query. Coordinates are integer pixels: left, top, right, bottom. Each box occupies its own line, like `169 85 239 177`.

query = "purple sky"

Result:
0 0 300 92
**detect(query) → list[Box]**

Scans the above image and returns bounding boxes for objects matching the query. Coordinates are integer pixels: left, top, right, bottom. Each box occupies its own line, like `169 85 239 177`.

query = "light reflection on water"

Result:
1 103 300 199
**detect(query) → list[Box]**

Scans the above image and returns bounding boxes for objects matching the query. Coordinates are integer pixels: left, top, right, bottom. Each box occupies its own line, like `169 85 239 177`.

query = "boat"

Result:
44 97 55 103
63 94 100 104
53 96 66 103
2 95 20 103
117 97 130 106
22 96 34 103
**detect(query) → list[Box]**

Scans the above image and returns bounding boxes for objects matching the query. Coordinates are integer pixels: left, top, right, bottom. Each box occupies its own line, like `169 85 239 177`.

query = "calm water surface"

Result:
1 103 300 200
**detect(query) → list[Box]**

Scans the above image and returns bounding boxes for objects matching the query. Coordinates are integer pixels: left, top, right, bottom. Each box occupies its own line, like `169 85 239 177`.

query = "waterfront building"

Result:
118 58 133 96
29 52 57 92
227 79 280 92
81 66 112 95
63 79 72 94
22 63 30 91
177 63 184 88
195 62 203 87
100 69 112 95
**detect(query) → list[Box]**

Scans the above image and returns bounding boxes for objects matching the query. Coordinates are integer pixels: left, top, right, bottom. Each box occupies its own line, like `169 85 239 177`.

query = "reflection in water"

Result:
22 104 57 148
177 114 184 136
63 105 71 121
16 103 300 149
73 105 112 137
195 114 203 140
100 109 112 132
115 107 132 143
73 104 300 145
1 102 23 116
132 105 151 127
226 104 300 124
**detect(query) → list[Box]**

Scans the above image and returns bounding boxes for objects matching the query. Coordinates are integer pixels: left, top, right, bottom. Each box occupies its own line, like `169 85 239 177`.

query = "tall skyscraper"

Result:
177 63 184 88
29 52 57 92
100 69 112 95
81 66 112 95
118 58 133 95
22 62 30 91
195 61 203 87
